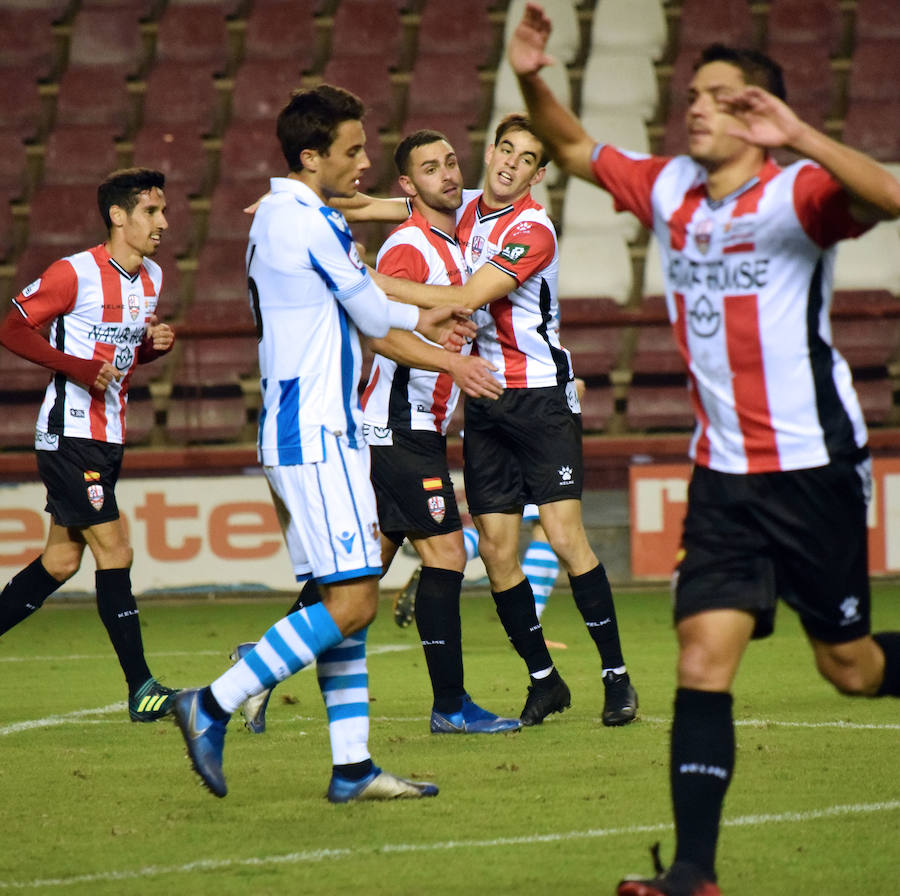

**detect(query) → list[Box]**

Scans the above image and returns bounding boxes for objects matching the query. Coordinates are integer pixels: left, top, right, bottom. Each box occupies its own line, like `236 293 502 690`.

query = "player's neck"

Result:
703 150 766 201
416 201 456 234
104 239 142 275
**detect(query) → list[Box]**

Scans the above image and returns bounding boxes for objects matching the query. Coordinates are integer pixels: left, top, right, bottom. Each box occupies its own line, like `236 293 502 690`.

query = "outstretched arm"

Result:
508 2 596 181
373 260 517 310
723 86 900 223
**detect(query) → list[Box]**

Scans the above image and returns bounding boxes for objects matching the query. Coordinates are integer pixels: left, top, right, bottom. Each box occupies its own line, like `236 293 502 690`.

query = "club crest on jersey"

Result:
694 218 714 255
127 293 140 320
471 235 485 262
86 483 104 511
428 495 446 523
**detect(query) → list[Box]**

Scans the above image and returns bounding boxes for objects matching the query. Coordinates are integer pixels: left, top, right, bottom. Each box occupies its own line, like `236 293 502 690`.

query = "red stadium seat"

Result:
12 244 75 291
152 2 231 70
0 393 41 449
165 383 248 444
0 7 64 77
123 385 156 446
326 0 404 67
187 238 251 325
241 0 319 64
39 125 122 186
0 346 53 392
415 0 496 67
766 0 843 54
842 100 900 162
129 123 212 196
625 381 693 432
52 64 137 129
674 0 754 51
228 58 305 123
66 4 147 70
218 120 285 186
854 0 900 43
24 184 107 250
579 385 616 433
0 67 44 138
139 61 222 129
177 336 258 387
847 39 900 104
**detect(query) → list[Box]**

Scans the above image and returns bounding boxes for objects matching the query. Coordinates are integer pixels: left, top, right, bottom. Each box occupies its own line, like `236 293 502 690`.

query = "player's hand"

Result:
243 192 270 214
145 315 175 351
721 86 805 149
507 2 556 77
416 305 476 350
93 361 123 392
446 353 503 399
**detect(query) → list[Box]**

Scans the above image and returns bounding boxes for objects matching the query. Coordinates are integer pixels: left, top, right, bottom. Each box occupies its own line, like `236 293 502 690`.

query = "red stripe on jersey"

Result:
428 225 464 428
492 297 527 386
673 292 710 466
724 294 779 471
668 185 705 251
360 364 379 411
89 254 124 438
722 242 754 254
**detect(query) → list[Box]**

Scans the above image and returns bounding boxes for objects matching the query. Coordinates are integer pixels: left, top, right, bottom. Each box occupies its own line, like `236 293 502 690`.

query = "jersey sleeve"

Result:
488 219 555 285
12 257 79 328
793 163 871 248
377 240 431 282
590 144 670 230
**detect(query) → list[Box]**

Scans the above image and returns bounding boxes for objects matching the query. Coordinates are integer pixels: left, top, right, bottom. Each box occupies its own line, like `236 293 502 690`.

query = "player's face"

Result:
404 140 463 214
483 128 544 207
319 119 371 199
121 187 167 258
685 61 749 167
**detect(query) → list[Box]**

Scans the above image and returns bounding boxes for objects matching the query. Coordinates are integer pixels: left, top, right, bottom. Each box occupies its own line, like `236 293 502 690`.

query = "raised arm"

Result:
508 2 596 181
332 193 410 223
723 86 900 224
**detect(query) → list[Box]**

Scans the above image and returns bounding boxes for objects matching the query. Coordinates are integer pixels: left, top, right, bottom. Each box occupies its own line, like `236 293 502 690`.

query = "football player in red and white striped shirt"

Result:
374 115 639 731
510 5 900 894
0 168 179 722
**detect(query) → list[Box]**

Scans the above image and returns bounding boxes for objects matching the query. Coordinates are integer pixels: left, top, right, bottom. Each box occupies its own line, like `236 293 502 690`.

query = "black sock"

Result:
200 686 230 721
95 568 152 694
492 578 553 676
414 567 465 714
570 563 625 670
0 556 62 635
333 758 374 781
873 632 900 696
286 578 322 615
670 688 734 881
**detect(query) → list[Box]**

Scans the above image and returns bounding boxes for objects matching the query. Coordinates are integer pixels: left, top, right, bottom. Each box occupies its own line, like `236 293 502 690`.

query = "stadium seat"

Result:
176 336 259 387
326 0 404 68
52 64 137 129
847 39 900 105
218 121 285 188
123 385 157 446
201 180 257 244
0 6 65 79
492 58 571 121
559 296 630 378
504 0 581 66
228 58 305 123
406 53 486 127
830 291 900 371
834 222 900 296
23 183 107 250
625 380 693 431
165 383 248 444
560 176 641 243
578 384 616 432
320 52 398 135
0 67 44 139
842 101 900 163
631 315 684 377
0 132 29 198
580 110 650 155
579 52 659 122
854 0 900 42
12 243 75 292
38 125 122 186
139 61 223 130
589 0 668 60
0 346 53 392
128 123 212 197
765 0 843 54
673 0 754 52
417 0 497 68
0 392 41 449
66 4 147 70
152 2 231 70
186 238 251 326
241 0 319 64
852 375 894 426
558 230 633 304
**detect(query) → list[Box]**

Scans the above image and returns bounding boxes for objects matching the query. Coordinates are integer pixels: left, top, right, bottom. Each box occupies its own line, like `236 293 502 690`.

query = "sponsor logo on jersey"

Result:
421 477 442 491
428 495 446 523
87 483 104 511
839 595 861 625
694 217 714 254
22 278 42 297
127 293 141 320
498 242 528 264
336 530 356 554
70 408 85 418
557 465 574 486
115 345 134 371
687 295 721 338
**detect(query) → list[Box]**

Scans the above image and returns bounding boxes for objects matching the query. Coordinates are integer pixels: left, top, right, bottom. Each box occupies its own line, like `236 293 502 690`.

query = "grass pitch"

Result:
0 584 897 895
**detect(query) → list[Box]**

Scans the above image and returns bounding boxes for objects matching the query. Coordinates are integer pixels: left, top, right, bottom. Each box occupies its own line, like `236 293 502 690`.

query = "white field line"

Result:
0 800 897 890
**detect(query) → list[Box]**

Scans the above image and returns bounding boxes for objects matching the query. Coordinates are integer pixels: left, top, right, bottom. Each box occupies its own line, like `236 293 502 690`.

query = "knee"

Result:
41 551 81 583
815 649 877 696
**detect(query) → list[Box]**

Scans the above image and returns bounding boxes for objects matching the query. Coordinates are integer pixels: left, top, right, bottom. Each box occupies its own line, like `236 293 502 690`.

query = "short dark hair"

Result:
695 44 787 101
97 167 165 229
493 113 550 167
276 84 366 172
394 129 452 176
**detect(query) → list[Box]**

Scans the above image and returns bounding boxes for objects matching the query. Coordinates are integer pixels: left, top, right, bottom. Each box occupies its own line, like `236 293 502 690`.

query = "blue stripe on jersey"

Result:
258 376 268 453
308 250 338 291
276 377 302 465
336 305 360 446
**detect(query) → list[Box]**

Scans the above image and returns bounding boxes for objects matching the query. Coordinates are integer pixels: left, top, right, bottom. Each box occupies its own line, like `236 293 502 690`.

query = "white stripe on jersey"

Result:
13 244 162 445
593 147 869 473
362 209 470 439
456 189 573 389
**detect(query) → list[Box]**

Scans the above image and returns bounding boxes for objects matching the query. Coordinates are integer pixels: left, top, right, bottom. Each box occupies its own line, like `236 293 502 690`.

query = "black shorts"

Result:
369 429 462 544
674 457 872 643
463 384 583 516
35 435 124 527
